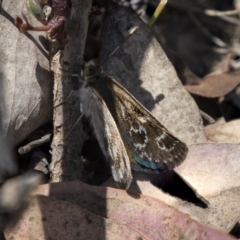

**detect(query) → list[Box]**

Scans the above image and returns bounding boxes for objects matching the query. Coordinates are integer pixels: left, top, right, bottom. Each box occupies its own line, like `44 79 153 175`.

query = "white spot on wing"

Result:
138 116 149 124
129 122 148 150
155 132 175 152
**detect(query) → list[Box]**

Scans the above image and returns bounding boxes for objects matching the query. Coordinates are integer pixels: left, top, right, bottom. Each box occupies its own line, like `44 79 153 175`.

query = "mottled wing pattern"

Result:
89 74 188 172
79 83 133 189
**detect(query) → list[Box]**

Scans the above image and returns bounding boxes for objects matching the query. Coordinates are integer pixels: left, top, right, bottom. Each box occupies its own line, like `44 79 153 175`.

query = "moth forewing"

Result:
88 73 188 172
111 78 188 169
79 83 133 189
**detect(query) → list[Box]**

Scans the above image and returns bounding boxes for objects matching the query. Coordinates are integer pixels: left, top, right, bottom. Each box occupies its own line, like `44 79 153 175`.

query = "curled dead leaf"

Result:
4 195 148 240
185 72 240 98
205 118 240 143
104 143 240 233
7 181 231 240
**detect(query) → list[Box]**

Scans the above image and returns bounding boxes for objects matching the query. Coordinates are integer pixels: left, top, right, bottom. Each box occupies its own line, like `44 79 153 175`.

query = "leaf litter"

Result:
1 0 240 239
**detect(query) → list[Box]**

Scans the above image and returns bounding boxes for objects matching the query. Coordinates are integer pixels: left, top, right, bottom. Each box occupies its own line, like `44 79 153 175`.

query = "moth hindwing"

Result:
79 67 133 189
79 65 188 188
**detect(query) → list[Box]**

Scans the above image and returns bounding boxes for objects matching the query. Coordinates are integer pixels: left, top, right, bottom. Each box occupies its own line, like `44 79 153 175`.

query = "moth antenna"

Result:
64 112 85 139
59 63 85 76
100 26 139 66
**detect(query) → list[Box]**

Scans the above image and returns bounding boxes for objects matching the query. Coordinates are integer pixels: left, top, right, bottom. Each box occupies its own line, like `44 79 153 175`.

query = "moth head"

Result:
82 62 103 79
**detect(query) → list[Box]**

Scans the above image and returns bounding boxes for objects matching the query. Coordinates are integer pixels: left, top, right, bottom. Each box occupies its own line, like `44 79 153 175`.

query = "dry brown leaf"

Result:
165 50 202 85
185 72 240 98
6 141 240 238
99 5 206 144
11 181 233 240
176 143 240 197
175 143 240 231
112 143 240 232
4 195 148 240
205 118 240 143
0 1 53 146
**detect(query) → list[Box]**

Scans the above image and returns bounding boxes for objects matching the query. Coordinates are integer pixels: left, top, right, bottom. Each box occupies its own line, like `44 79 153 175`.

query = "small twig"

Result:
18 133 52 155
189 7 240 27
218 15 240 26
50 0 91 182
189 12 228 48
188 8 240 56
212 47 229 54
204 9 239 17
199 110 215 124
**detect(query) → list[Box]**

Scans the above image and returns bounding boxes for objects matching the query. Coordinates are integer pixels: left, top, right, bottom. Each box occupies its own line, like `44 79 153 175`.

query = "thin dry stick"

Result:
50 0 92 182
200 8 240 33
190 11 240 56
217 15 240 26
199 110 215 124
204 9 239 17
189 12 228 48
190 7 240 26
18 133 52 155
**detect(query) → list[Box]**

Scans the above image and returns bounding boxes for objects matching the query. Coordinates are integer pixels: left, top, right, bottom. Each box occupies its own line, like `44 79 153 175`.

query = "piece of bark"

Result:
50 0 92 182
29 150 49 176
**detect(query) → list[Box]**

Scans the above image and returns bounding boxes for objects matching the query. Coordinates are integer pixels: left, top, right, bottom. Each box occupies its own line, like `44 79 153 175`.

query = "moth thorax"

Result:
83 65 103 78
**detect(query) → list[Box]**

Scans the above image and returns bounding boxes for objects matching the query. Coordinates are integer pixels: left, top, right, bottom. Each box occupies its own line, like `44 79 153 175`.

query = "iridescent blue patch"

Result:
131 152 165 170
